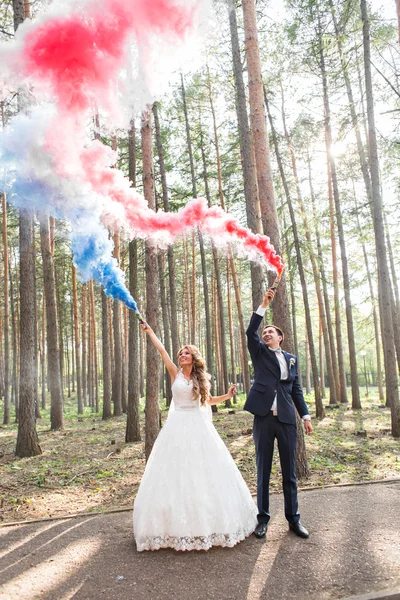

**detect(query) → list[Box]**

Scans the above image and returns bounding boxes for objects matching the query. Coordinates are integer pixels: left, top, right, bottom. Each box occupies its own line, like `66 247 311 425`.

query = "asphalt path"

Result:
0 479 399 600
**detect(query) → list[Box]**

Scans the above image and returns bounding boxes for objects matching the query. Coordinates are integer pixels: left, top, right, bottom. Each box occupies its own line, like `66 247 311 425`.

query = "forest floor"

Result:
0 389 399 525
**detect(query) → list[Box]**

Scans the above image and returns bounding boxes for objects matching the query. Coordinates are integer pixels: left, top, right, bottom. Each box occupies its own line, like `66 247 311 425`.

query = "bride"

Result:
133 322 257 552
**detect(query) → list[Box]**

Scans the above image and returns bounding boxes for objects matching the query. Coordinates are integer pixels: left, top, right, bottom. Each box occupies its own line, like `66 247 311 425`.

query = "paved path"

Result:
0 480 399 600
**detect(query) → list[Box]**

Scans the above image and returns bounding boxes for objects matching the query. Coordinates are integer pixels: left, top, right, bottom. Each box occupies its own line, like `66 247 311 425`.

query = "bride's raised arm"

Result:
207 384 237 406
140 322 179 383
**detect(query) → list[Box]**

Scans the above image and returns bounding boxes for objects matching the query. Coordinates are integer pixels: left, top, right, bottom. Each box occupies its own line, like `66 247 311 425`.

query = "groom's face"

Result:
262 327 282 349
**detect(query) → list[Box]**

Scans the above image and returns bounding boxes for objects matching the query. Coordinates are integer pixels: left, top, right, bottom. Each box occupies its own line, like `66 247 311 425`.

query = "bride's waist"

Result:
173 404 200 411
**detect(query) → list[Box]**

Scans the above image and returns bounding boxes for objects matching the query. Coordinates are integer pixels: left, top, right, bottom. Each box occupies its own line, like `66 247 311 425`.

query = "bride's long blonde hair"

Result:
178 345 211 405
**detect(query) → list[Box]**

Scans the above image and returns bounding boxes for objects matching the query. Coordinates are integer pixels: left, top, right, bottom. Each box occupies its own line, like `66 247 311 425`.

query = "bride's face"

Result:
178 347 193 367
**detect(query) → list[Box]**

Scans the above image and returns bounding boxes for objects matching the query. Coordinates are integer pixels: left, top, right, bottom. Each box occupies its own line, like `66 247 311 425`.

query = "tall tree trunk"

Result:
121 239 128 413
41 296 46 408
319 16 361 409
361 0 400 435
54 259 64 403
72 263 83 414
126 118 141 440
33 219 40 420
81 283 87 407
226 260 237 402
305 331 311 396
39 213 64 430
102 288 112 419
89 281 99 413
141 107 160 459
205 70 230 402
70 301 75 394
278 89 337 407
152 105 179 362
198 124 215 394
319 321 326 398
242 0 292 346
283 222 301 386
265 94 323 419
126 240 141 441
355 197 384 401
111 135 123 415
384 214 400 372
229 255 251 394
2 194 10 424
307 152 341 404
183 241 192 342
15 209 41 457
9 256 19 418
87 284 93 409
228 1 263 308
329 0 372 204
152 102 173 406
327 160 348 404
180 75 197 344
13 0 40 455
213 247 230 405
158 251 172 405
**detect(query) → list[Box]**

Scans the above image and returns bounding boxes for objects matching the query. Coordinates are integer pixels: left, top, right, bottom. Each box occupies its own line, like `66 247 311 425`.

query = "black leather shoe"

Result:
289 522 309 538
254 522 268 538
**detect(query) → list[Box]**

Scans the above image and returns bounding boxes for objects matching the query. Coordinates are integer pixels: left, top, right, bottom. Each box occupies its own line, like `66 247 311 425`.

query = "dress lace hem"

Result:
136 528 254 552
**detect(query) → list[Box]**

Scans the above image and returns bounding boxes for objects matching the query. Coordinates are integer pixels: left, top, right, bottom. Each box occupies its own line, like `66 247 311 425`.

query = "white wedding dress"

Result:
133 371 257 551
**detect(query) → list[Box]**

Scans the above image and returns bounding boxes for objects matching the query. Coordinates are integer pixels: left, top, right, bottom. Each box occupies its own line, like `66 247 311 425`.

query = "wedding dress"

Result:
133 371 257 551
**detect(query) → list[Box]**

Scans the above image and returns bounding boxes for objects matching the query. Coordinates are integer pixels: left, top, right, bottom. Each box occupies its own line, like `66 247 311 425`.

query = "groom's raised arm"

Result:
246 289 276 358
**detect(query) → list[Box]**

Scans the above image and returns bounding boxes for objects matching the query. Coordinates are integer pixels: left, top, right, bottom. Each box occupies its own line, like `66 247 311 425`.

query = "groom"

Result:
245 288 312 539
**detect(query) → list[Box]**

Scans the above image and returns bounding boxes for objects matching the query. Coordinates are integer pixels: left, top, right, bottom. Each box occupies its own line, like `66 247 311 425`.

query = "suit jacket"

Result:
244 312 309 424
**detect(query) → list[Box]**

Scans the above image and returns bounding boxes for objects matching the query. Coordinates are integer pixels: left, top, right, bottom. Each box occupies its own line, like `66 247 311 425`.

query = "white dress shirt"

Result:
255 306 311 421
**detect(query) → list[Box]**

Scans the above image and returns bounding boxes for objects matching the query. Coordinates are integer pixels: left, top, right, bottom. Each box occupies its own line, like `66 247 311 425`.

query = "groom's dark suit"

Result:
245 312 309 525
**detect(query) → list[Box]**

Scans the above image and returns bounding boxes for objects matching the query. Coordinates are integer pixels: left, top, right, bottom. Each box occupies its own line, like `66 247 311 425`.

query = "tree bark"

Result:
141 107 160 459
9 255 19 418
198 124 215 394
228 1 264 309
319 16 361 409
89 281 99 413
72 263 83 414
229 255 251 394
327 160 348 404
126 239 141 441
151 105 179 363
15 209 41 457
39 213 64 430
2 194 10 424
355 197 384 401
242 0 292 345
102 288 112 419
265 93 323 418
81 283 87 407
361 0 400 435
279 90 337 406
111 227 123 416
226 260 237 402
308 153 341 404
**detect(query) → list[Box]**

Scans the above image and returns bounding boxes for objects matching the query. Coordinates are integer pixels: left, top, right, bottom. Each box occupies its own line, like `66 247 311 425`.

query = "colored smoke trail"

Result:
83 141 284 272
0 0 283 313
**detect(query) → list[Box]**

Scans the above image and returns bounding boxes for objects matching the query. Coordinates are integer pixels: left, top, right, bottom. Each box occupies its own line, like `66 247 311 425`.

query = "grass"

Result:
0 388 399 524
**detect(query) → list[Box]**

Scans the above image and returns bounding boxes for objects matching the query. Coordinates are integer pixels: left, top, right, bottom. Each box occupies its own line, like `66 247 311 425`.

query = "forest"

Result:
0 0 400 523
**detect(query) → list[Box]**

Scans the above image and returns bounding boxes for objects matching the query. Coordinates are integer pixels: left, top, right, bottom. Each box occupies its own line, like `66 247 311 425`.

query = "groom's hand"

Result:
261 288 276 309
304 419 313 435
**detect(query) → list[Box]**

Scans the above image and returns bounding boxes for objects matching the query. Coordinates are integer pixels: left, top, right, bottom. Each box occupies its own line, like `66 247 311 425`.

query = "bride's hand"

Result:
228 384 237 398
140 321 152 334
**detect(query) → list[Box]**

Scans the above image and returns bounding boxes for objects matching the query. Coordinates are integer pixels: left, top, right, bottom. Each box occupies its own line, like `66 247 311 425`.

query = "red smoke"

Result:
23 0 193 112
